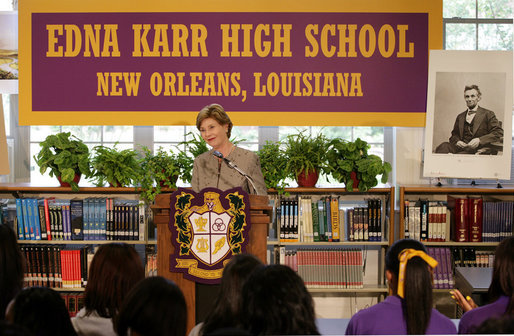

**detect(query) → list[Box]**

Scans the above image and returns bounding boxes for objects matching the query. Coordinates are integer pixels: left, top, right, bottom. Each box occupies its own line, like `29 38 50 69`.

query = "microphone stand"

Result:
213 151 258 194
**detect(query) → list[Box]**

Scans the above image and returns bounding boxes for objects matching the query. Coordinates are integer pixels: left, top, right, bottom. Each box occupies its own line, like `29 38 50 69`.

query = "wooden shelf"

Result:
268 240 389 247
18 240 149 245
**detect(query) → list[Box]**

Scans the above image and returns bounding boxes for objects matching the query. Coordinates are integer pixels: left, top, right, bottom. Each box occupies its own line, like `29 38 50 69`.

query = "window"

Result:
30 126 134 186
444 0 513 51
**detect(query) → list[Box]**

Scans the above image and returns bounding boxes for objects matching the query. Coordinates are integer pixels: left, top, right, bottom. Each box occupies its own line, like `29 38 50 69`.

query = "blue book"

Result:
82 198 89 240
70 198 84 240
99 198 107 240
93 198 101 240
15 198 25 240
30 198 42 240
21 198 35 240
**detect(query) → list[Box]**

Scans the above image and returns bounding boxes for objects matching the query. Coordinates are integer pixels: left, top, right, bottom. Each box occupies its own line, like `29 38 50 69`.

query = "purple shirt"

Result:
345 295 457 335
458 295 509 334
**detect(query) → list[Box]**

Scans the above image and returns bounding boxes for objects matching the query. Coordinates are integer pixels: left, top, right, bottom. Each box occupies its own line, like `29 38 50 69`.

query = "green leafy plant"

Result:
257 140 289 195
283 131 331 181
139 146 181 203
327 137 392 192
33 132 93 191
90 144 141 187
176 132 209 184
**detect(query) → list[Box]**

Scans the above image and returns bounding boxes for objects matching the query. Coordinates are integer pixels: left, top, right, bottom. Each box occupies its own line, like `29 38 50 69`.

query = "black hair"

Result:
0 224 24 320
472 315 514 334
9 287 77 336
488 236 514 315
385 239 433 335
202 254 263 334
241 264 319 335
116 276 187 336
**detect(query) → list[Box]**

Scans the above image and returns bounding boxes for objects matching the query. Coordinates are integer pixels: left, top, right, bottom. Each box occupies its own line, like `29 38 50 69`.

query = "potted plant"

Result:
257 140 289 194
33 132 93 191
175 132 209 184
327 137 392 192
283 131 330 187
138 146 181 203
90 144 142 187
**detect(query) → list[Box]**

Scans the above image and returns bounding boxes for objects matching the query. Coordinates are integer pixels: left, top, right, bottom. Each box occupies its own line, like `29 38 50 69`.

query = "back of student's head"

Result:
116 276 187 336
202 254 263 334
386 239 434 335
0 321 33 336
85 243 144 318
0 224 24 320
241 264 319 335
488 236 514 314
473 315 514 334
7 287 76 336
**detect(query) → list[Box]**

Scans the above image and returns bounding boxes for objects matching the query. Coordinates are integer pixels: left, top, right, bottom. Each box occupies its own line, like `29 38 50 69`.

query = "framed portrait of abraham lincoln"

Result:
424 50 513 180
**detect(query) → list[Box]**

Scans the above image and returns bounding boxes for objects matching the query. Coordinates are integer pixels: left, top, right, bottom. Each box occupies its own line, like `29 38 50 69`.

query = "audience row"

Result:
1 222 513 335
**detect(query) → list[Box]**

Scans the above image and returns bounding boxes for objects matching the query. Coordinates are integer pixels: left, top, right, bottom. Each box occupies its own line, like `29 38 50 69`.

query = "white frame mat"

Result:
423 50 513 180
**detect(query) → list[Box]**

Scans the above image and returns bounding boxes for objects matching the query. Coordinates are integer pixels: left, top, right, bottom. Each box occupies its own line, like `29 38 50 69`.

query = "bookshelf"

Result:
0 183 157 296
267 186 394 296
399 184 514 318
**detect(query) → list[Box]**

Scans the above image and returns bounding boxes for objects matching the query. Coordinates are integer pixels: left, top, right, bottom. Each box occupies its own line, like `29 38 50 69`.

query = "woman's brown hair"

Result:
84 243 144 318
196 103 233 138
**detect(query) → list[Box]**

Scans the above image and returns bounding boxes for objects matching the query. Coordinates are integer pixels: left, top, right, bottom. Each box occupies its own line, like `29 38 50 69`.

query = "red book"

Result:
43 198 55 240
468 198 483 242
453 198 469 242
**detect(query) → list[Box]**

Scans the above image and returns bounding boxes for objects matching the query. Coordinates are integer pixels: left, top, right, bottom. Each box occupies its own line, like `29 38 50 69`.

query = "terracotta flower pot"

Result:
57 174 81 188
109 181 122 187
159 174 179 188
296 170 319 187
350 171 359 189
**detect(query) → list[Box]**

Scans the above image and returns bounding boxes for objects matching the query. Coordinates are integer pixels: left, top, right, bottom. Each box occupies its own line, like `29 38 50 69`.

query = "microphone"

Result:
212 150 258 194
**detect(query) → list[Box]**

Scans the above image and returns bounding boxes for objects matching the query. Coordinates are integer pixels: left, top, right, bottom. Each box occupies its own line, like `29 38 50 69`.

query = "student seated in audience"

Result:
116 276 187 336
0 224 24 321
452 236 514 334
5 287 77 336
345 239 457 335
188 254 263 336
0 320 33 336
241 264 319 335
472 315 514 334
71 243 144 336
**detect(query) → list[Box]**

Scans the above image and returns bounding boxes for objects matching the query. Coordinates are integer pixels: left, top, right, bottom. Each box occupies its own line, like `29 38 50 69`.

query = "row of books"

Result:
273 247 364 289
451 247 495 268
15 197 146 241
404 200 450 242
426 247 454 289
61 292 85 317
271 196 384 243
20 245 91 289
403 198 513 243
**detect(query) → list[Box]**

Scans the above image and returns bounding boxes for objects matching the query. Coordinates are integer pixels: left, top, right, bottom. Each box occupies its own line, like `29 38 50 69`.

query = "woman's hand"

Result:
450 289 478 312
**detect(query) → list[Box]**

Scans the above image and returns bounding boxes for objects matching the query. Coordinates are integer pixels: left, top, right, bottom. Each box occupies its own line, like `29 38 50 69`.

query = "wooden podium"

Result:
152 192 271 331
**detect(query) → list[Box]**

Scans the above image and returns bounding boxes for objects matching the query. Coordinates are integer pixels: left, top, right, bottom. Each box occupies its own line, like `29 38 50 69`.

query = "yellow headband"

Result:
397 248 438 299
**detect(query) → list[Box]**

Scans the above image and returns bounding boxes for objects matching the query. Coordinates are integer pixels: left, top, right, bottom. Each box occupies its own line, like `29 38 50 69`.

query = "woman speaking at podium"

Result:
191 103 267 195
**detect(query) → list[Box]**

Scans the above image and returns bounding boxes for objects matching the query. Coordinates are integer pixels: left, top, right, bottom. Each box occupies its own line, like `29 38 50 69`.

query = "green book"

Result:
311 201 320 242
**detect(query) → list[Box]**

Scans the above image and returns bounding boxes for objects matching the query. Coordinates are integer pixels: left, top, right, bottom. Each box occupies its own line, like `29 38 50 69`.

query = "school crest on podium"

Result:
169 187 251 284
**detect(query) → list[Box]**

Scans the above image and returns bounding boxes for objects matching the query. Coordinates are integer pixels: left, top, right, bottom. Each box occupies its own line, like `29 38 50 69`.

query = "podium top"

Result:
455 267 492 293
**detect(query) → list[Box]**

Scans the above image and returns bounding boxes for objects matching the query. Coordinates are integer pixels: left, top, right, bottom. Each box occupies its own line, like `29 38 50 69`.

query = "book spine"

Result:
15 198 24 239
70 199 84 240
310 201 319 242
330 197 340 242
454 198 469 242
469 198 483 242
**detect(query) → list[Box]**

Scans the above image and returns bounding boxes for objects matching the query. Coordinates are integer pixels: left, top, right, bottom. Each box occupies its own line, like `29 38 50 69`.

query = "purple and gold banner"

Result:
20 0 443 126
